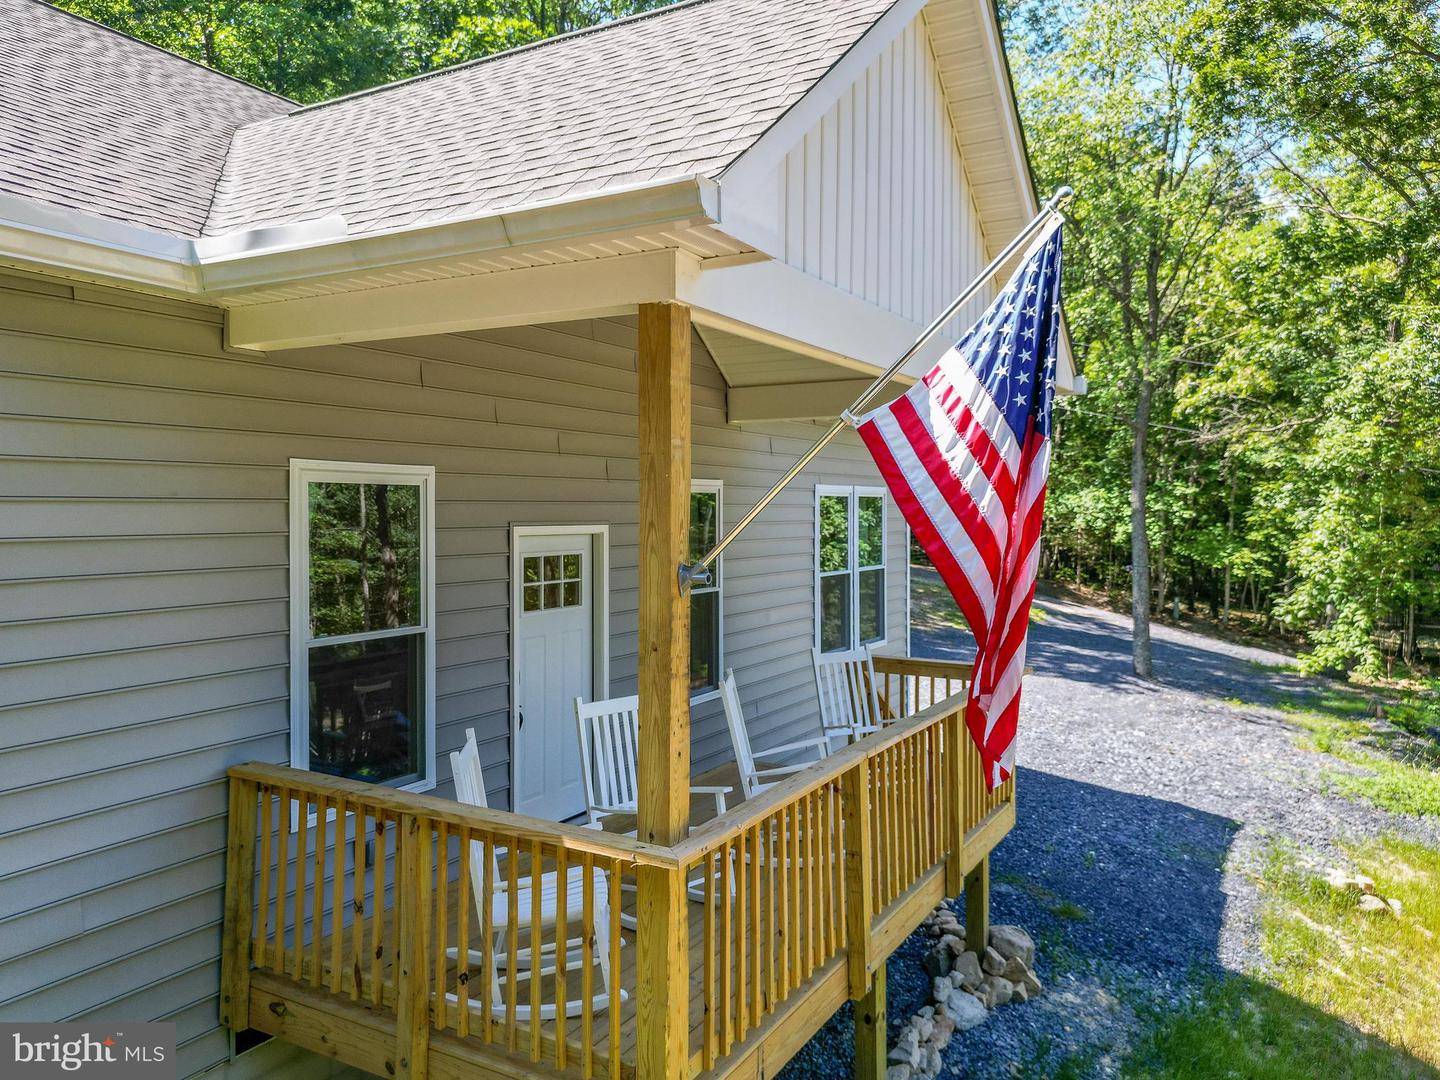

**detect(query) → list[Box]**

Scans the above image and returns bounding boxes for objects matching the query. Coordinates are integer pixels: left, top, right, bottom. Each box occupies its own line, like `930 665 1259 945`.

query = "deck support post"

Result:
964 855 990 956
853 964 887 1080
394 814 432 1080
635 301 693 1079
220 777 258 1030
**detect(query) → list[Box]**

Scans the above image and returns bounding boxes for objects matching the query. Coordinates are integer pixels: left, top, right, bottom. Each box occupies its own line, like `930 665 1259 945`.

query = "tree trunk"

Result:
1131 377 1154 677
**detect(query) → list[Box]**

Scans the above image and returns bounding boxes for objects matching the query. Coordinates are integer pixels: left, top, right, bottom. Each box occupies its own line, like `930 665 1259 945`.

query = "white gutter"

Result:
0 175 722 299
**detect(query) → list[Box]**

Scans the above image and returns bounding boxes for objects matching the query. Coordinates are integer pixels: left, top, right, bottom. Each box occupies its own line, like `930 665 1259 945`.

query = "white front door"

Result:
513 532 598 820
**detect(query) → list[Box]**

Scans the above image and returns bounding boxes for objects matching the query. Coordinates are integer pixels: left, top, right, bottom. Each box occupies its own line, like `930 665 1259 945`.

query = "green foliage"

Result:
1010 0 1440 675
54 0 672 101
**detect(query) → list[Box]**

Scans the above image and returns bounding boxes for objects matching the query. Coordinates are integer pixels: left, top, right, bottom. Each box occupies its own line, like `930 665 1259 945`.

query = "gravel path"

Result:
782 579 1439 1079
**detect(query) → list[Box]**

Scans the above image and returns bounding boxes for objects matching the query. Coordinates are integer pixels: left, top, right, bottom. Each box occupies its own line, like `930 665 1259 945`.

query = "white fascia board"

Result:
198 175 721 295
0 193 200 294
0 176 719 300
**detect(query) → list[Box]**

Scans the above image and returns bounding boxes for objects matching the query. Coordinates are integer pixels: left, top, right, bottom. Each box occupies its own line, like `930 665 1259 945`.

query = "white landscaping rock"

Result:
1020 967 1044 997
989 924 1036 966
978 975 1015 1007
1001 956 1029 983
940 988 988 1030
1358 894 1394 915
953 951 983 989
982 946 1007 976
887 1066 912 1080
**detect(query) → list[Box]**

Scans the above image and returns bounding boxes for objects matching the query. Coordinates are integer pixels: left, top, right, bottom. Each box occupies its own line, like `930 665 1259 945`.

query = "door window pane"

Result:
308 633 424 784
819 495 850 573
820 574 851 653
858 567 885 644
309 482 422 638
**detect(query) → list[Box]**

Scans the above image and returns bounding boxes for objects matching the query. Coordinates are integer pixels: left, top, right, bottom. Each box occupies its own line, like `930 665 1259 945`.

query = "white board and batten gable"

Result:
698 0 1079 421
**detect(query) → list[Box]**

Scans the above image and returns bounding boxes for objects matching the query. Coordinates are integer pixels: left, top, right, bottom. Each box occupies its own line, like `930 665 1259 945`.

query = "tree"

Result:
1012 0 1259 676
55 0 672 102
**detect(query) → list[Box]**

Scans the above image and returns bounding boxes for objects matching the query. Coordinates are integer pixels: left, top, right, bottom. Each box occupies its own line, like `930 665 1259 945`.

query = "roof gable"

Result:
0 0 289 238
203 0 895 238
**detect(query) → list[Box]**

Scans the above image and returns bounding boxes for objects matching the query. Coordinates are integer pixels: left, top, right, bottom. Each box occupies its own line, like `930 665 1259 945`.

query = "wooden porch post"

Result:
635 301 693 1080
219 776 258 1031
853 964 887 1080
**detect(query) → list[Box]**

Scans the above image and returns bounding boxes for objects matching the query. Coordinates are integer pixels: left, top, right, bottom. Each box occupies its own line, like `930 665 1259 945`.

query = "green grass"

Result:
1327 751 1440 817
1224 686 1440 818
1119 837 1440 1080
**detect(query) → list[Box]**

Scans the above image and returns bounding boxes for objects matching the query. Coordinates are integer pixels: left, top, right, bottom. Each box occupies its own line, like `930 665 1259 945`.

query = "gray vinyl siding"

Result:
0 270 905 1077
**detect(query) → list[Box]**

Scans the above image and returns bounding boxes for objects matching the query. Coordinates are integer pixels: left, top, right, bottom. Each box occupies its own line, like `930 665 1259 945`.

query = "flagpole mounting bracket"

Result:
678 561 713 595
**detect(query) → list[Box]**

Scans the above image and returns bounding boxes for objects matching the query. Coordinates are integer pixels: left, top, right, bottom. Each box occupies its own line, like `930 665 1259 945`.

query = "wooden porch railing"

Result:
219 656 1016 1080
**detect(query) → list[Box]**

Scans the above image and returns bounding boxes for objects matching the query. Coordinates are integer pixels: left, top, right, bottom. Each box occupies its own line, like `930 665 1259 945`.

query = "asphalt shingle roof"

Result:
205 0 895 237
1 0 896 241
0 0 291 238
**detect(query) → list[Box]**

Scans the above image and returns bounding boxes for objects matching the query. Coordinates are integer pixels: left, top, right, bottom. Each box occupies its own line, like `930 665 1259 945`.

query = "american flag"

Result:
856 220 1063 790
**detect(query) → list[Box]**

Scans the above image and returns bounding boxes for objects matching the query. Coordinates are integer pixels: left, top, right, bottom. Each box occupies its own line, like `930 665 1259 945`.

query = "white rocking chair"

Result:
575 694 735 913
574 694 733 826
811 645 889 747
720 669 830 799
446 728 625 1020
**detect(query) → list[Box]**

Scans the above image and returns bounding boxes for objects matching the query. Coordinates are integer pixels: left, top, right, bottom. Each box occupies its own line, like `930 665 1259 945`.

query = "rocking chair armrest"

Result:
752 736 831 759
751 763 811 779
589 802 635 818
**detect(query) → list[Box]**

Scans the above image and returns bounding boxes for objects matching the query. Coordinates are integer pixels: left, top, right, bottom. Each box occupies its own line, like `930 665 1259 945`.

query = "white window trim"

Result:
690 479 724 703
814 484 889 653
288 459 438 796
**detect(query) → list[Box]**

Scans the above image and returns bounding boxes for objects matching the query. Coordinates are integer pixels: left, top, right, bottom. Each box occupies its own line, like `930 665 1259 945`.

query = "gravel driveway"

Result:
781 578 1440 1079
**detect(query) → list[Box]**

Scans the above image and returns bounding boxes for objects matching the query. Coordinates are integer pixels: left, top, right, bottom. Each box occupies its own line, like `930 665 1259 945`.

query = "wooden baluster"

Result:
778 808 790 997
808 790 820 974
555 846 568 1071
788 798 801 983
703 852 716 1071
371 816 386 1008
754 823 766 1025
457 828 471 1037
254 786 272 972
506 838 520 1054
434 823 449 1033
274 789 290 977
351 807 365 1000
817 788 831 960
481 830 494 1039
764 821 777 1011
293 795 309 982
581 852 595 1079
735 829 748 1042
822 786 835 956
607 859 622 1080
330 798 346 994
719 838 732 1051
530 840 543 1062
310 797 328 987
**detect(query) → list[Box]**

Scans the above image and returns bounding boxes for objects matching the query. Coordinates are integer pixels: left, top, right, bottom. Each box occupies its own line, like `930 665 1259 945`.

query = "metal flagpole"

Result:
678 184 1074 593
